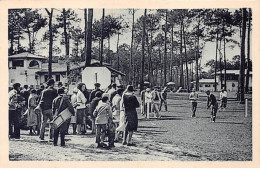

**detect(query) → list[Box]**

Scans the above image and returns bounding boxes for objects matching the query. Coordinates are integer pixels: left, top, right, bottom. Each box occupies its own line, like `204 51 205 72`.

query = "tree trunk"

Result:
117 32 120 71
63 8 70 76
159 47 162 86
85 9 93 67
245 8 251 93
130 9 135 85
100 8 105 66
240 8 247 103
141 9 146 90
84 9 87 62
214 28 219 92
146 29 151 84
219 39 223 89
180 20 184 88
224 36 227 89
195 19 200 91
45 8 53 80
182 23 190 92
27 28 32 53
164 10 168 86
171 24 174 82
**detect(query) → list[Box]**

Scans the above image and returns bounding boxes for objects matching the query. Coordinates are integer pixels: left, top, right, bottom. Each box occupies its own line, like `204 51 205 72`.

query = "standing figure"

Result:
144 88 152 118
140 86 147 115
76 83 87 134
70 88 79 135
151 86 161 118
112 88 124 141
8 83 25 139
52 88 75 146
89 91 102 134
159 87 168 112
122 85 140 146
36 79 58 141
189 88 199 118
108 83 117 102
206 90 218 123
89 83 104 103
93 94 113 148
219 88 228 111
27 89 38 135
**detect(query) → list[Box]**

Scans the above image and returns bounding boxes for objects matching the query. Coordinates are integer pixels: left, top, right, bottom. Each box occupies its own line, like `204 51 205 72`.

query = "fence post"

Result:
245 98 248 117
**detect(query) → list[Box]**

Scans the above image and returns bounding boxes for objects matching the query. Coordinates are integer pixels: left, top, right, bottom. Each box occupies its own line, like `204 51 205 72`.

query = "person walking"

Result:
36 78 58 141
9 83 25 139
206 90 218 123
144 88 152 119
112 88 124 142
108 83 117 102
122 85 140 146
93 94 113 148
159 87 168 112
76 83 87 134
151 86 161 118
70 87 79 135
140 86 147 115
52 88 75 146
27 89 38 135
219 88 228 111
189 88 199 118
89 83 104 102
89 91 102 134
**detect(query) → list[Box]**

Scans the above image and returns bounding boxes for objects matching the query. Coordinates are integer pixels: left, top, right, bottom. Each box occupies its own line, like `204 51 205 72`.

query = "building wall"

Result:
9 59 42 87
199 83 215 92
38 73 67 85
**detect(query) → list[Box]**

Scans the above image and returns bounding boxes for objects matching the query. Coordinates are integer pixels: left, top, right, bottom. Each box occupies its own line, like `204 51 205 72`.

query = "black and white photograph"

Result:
3 2 258 165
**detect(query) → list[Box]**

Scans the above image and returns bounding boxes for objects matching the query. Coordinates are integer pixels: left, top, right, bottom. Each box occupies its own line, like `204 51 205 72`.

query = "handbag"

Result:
52 97 72 129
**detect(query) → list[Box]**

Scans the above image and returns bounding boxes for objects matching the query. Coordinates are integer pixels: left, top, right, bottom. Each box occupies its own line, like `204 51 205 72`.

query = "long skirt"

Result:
27 108 38 127
76 108 85 124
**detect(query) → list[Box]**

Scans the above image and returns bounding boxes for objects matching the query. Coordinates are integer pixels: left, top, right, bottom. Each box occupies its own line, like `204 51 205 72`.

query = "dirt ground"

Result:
9 94 252 161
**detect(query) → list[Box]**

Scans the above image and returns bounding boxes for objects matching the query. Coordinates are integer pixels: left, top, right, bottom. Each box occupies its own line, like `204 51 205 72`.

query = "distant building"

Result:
197 70 252 92
8 52 125 89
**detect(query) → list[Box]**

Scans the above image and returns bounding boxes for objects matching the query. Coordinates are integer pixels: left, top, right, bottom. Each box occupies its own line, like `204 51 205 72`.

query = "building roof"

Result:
36 60 125 76
9 52 47 60
215 70 252 75
199 79 215 83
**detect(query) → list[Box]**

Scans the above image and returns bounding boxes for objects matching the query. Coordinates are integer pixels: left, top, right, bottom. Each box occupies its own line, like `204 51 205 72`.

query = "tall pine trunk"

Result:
245 8 251 93
141 9 146 90
45 8 53 79
63 9 70 76
180 20 184 88
240 8 247 103
164 10 168 86
100 9 105 66
170 24 174 82
84 9 87 62
130 9 135 85
182 24 189 92
85 9 93 67
214 28 219 92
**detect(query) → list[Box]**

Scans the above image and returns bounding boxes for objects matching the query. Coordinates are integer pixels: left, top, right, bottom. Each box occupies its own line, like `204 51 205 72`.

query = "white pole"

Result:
245 98 248 117
147 102 150 119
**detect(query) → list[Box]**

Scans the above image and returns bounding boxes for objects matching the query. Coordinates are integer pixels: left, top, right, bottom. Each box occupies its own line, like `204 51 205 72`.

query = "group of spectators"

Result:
8 79 140 148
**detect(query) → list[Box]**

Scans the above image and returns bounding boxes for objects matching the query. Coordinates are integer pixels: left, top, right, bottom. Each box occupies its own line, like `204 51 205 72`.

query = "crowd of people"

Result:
8 79 228 147
8 79 141 148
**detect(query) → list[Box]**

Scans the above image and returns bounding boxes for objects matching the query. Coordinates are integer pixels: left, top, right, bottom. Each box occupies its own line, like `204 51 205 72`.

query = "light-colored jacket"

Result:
76 90 87 109
145 92 152 103
189 92 199 102
93 102 112 125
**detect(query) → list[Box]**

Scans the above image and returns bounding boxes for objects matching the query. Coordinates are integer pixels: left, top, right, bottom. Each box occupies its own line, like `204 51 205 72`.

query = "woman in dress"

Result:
122 85 140 146
71 87 79 134
76 83 87 134
27 89 38 135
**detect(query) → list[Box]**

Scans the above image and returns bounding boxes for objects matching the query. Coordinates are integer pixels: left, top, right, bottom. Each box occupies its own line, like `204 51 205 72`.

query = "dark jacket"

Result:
89 97 101 117
89 89 104 102
207 94 217 107
52 95 75 117
39 87 58 111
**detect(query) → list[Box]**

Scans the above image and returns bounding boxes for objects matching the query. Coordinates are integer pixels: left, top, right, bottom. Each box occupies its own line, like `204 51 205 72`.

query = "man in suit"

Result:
89 83 104 103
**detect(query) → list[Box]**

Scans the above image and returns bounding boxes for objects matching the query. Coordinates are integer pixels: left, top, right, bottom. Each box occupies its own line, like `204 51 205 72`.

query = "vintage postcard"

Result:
0 0 260 168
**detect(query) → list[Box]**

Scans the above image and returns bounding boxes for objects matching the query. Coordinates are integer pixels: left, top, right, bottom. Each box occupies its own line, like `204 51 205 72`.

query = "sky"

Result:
18 8 245 72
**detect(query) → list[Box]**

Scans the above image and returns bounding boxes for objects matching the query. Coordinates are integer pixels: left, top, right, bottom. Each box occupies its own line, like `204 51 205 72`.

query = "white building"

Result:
8 52 125 89
197 70 252 92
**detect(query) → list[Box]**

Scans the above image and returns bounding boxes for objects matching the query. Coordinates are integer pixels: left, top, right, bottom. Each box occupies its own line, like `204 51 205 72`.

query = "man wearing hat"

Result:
36 78 58 141
9 83 25 139
89 83 104 103
206 90 218 122
189 88 199 118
